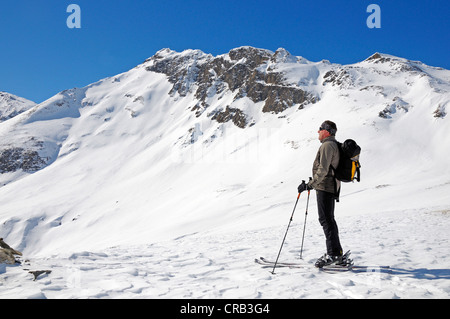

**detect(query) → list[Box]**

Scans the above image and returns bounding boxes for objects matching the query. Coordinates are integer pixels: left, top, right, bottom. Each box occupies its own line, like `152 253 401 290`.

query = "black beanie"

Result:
320 120 337 136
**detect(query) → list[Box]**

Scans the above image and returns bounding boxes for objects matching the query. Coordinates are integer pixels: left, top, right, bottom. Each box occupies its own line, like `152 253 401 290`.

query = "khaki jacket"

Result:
308 136 340 194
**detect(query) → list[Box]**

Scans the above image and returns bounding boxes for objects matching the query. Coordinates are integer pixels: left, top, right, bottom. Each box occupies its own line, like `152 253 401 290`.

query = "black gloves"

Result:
297 179 312 194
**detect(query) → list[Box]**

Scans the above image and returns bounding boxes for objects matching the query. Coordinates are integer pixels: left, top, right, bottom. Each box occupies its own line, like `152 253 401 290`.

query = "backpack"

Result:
332 139 361 183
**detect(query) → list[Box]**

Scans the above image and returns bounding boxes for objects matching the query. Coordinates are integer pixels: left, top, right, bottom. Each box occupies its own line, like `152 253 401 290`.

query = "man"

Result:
297 120 345 268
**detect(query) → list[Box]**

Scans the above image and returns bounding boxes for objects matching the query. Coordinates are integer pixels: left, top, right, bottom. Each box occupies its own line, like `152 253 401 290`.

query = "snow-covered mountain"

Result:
0 91 36 122
0 47 449 298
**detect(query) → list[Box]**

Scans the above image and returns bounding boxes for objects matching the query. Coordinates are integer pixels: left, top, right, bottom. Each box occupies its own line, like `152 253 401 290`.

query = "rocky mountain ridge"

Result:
0 46 449 178
145 47 319 119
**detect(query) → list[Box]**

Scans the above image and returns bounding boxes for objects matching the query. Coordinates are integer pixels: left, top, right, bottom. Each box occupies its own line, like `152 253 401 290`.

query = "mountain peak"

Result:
152 48 175 59
145 46 318 117
271 48 299 64
0 91 36 122
363 52 429 75
364 52 411 64
365 52 385 62
228 46 273 60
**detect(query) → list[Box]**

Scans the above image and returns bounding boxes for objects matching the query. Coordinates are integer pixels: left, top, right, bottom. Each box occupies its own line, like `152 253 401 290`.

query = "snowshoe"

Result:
314 250 353 268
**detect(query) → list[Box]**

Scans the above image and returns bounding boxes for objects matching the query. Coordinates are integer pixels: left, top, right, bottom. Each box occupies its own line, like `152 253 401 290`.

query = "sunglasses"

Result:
319 127 327 131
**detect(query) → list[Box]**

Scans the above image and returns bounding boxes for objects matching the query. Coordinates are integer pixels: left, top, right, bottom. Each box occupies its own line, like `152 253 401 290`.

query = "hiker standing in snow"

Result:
297 120 344 268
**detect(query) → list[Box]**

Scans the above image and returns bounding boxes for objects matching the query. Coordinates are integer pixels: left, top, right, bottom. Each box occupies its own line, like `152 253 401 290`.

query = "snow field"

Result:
1 208 448 299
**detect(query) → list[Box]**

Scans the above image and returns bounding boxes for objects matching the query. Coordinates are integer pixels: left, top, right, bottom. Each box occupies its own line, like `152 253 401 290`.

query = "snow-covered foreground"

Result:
1 208 448 299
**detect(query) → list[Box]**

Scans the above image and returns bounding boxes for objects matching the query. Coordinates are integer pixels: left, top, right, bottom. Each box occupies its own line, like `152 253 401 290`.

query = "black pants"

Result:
316 190 342 256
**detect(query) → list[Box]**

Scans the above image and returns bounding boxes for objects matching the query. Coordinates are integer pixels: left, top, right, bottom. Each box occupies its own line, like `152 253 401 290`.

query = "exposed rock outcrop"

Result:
146 47 318 126
0 238 22 264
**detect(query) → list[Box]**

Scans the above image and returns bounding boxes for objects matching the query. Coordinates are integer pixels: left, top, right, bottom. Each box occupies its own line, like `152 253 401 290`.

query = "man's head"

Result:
318 120 337 141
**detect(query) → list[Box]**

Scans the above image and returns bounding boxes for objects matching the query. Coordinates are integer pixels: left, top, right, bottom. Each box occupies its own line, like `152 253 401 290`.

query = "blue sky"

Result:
1 0 449 103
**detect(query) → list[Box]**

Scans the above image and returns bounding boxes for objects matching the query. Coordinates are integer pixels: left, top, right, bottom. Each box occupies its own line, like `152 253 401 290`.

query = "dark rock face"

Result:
433 104 446 118
211 106 247 129
323 69 352 87
0 147 47 173
146 47 318 127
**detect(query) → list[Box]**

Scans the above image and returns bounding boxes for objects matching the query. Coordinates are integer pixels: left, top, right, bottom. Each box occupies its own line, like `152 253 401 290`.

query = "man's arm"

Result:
308 142 335 189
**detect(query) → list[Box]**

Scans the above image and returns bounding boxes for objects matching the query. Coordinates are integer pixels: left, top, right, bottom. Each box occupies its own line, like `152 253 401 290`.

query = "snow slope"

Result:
0 47 449 299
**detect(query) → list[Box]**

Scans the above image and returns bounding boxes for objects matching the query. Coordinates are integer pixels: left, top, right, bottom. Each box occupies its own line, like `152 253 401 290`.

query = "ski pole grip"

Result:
297 180 306 199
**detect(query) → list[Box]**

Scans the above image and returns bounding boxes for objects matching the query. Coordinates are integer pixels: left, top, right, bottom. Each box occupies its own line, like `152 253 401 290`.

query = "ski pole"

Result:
271 190 302 274
299 188 311 259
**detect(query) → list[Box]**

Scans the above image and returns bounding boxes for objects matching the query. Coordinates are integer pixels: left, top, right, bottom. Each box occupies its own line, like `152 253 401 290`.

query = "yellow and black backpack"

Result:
333 139 361 183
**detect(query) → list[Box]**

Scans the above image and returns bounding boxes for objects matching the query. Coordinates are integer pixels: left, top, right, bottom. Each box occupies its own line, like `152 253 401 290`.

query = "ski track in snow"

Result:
1 209 449 299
